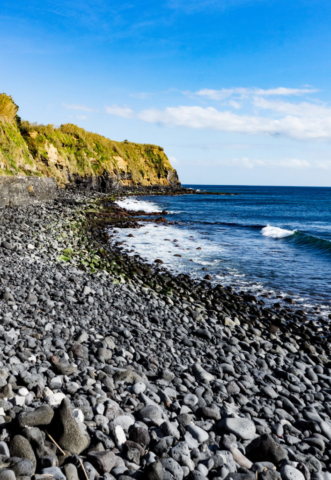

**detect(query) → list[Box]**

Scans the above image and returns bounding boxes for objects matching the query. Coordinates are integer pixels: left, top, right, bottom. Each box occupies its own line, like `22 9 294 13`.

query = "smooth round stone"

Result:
18 387 29 397
222 417 256 440
182 466 190 477
303 409 323 423
132 382 146 395
320 421 331 440
0 442 10 457
0 471 16 480
197 463 209 476
261 385 278 399
183 394 198 408
95 404 105 415
171 441 190 462
42 467 66 480
190 472 208 480
112 414 135 431
187 424 209 443
138 405 163 421
46 392 66 406
114 425 126 450
73 409 84 422
63 463 79 480
161 458 183 480
129 426 150 446
306 369 318 382
281 465 305 480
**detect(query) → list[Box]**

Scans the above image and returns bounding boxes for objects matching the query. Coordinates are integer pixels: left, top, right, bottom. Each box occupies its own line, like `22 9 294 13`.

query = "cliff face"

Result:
0 95 181 190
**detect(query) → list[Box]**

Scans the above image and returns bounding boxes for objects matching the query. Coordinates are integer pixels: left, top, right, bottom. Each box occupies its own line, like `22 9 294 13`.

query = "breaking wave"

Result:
115 198 163 213
261 225 295 239
261 225 331 254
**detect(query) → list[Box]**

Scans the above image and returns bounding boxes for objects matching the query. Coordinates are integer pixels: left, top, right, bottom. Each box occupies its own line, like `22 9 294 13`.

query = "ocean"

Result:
113 185 331 319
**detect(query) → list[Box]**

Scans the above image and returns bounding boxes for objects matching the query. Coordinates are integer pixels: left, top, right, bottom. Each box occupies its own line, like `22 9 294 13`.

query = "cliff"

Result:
0 93 181 190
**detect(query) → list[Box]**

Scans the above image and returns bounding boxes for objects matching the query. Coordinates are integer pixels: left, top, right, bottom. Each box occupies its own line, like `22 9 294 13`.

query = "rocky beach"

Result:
0 187 331 480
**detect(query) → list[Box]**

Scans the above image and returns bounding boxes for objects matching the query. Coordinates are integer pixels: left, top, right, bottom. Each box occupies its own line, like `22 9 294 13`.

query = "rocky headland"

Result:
0 94 181 192
0 187 330 480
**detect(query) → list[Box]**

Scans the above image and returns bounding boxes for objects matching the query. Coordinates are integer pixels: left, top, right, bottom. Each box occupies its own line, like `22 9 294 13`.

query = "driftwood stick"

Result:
44 430 66 456
78 456 89 480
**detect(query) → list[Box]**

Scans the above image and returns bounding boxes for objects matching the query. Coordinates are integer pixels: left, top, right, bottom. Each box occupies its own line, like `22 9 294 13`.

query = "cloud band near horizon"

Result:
105 102 331 141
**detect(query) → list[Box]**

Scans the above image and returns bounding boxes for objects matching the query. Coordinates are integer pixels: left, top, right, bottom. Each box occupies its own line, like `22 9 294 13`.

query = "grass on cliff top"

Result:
0 93 176 184
20 121 165 156
19 121 174 183
0 94 19 123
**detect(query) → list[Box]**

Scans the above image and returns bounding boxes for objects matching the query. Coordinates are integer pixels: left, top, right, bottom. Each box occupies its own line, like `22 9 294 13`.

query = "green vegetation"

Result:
0 94 19 123
0 94 178 186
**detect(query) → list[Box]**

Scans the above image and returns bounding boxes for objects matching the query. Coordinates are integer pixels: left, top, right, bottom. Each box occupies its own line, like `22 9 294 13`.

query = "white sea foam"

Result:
116 198 163 213
111 222 223 274
261 225 295 239
110 219 329 316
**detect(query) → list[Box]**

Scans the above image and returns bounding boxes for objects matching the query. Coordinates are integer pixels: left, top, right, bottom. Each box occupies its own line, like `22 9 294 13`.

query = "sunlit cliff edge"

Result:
0 93 181 189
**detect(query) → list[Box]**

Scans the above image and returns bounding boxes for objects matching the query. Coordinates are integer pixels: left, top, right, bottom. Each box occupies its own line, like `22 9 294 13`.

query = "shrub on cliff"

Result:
0 94 19 123
0 94 179 185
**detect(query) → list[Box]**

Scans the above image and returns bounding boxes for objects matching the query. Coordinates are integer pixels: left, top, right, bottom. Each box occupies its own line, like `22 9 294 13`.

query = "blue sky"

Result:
1 0 331 186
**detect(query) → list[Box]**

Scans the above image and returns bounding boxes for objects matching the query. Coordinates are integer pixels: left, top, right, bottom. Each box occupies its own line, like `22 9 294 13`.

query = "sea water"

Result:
112 185 331 317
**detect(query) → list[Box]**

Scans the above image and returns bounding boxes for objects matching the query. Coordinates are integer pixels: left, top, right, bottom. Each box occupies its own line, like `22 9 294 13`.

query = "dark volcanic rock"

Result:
246 434 288 465
10 435 37 472
54 397 90 455
0 188 329 480
18 406 54 427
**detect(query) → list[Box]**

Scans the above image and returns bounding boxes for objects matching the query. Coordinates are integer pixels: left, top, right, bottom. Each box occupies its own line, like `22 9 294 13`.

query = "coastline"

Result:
1 184 329 354
0 187 331 479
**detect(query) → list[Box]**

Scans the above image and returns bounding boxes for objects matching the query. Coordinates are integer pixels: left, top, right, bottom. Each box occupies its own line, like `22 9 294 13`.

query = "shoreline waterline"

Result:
111 191 331 324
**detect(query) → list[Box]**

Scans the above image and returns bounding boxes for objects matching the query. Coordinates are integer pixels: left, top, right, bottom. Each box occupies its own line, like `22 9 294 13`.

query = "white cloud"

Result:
62 103 98 112
76 115 88 120
133 105 331 140
252 97 331 117
228 100 242 109
214 158 311 169
192 87 318 100
104 84 331 141
278 159 311 168
178 156 331 170
105 105 134 118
